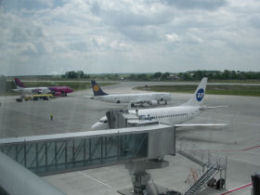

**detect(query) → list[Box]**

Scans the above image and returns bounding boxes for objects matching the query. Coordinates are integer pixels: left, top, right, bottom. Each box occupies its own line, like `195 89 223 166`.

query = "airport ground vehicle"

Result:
16 94 54 102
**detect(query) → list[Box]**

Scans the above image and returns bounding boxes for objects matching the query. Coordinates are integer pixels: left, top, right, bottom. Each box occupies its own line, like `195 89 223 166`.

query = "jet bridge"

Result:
106 109 159 129
0 124 175 176
0 110 177 194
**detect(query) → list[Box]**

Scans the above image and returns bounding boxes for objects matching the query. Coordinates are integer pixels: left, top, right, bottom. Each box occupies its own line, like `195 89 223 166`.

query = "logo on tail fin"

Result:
93 85 100 92
91 80 108 96
196 88 204 102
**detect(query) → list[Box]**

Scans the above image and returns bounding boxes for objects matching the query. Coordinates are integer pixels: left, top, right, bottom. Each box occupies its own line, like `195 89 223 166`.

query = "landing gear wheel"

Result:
61 92 67 97
207 178 216 187
216 178 225 190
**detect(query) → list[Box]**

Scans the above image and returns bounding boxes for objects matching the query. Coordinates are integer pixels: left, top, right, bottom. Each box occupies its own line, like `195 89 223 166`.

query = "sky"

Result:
0 0 260 76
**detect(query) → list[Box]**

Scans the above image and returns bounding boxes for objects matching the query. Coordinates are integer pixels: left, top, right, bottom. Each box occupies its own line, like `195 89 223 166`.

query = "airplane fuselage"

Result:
135 105 200 125
93 93 171 104
13 87 50 94
92 105 201 130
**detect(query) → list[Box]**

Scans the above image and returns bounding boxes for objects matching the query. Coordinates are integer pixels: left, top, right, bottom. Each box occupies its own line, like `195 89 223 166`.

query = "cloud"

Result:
165 33 181 42
0 0 65 11
0 0 260 75
162 0 227 10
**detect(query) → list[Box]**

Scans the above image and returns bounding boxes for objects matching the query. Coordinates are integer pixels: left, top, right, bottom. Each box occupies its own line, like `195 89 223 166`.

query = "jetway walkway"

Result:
0 124 175 175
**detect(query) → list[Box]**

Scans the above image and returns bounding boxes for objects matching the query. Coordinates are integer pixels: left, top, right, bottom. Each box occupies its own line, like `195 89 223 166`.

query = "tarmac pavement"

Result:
0 81 259 194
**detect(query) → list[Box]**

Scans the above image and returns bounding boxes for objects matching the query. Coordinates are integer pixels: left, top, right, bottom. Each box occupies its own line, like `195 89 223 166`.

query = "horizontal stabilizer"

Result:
174 123 228 128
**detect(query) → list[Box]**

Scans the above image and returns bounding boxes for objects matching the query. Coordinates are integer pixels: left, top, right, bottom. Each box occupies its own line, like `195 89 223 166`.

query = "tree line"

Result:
125 70 260 81
59 70 260 81
177 70 260 80
62 71 90 79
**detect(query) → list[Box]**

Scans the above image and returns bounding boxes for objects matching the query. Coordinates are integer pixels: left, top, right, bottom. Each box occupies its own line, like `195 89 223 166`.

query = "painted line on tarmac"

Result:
241 145 260 151
78 172 113 189
217 145 260 152
185 144 260 153
220 183 252 195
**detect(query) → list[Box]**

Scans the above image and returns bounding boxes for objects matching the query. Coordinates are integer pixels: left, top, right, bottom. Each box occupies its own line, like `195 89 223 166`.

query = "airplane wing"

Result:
199 105 228 111
174 123 228 128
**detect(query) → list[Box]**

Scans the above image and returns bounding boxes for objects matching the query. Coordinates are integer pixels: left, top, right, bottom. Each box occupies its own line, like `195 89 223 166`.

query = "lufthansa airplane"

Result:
91 77 226 130
91 80 172 106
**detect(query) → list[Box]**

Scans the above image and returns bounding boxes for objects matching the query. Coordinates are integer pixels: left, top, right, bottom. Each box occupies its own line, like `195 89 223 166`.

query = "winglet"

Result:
91 80 108 96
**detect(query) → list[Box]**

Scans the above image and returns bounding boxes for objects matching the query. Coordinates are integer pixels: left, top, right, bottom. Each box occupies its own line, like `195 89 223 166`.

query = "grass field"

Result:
135 85 260 97
208 80 260 84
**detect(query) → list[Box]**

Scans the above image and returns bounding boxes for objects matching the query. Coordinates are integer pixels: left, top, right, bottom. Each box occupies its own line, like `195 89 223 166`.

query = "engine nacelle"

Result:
150 100 158 105
53 91 62 96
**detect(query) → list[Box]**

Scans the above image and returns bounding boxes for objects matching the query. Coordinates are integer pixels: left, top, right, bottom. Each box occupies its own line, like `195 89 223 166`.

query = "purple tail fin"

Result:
14 78 25 88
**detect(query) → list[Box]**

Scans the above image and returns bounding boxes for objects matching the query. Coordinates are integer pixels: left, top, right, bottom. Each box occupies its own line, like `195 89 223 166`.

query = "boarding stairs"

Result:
184 165 218 195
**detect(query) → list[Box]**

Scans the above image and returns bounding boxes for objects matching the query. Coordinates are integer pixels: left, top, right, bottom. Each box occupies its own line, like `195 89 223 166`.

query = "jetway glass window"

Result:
104 137 118 160
0 133 148 175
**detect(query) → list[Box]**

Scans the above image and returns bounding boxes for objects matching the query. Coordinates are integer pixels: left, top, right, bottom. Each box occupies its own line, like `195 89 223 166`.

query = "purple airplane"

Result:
13 78 73 96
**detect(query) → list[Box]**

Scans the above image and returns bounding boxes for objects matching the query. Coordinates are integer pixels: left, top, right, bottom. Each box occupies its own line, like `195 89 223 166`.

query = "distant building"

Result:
169 73 180 80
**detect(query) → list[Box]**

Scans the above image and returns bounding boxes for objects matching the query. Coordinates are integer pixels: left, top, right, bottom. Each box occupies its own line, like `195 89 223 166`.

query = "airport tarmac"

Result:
0 81 259 194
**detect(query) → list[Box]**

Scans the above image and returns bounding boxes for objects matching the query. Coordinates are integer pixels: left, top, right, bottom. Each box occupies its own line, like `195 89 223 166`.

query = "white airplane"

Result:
91 80 172 106
12 78 51 94
91 77 227 130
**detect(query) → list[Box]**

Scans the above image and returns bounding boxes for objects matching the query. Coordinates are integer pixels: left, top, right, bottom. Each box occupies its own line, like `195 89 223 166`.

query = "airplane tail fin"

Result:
91 80 108 96
183 77 208 106
14 78 25 88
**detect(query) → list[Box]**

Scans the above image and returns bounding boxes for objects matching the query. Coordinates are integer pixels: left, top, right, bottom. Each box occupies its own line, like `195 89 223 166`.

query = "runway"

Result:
0 81 259 194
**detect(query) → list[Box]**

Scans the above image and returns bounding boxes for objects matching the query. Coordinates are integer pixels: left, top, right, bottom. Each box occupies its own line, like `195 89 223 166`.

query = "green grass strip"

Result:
135 85 260 97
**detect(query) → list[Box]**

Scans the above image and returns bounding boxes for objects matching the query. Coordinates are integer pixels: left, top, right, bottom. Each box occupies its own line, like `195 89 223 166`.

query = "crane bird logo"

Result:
196 88 204 102
93 85 100 92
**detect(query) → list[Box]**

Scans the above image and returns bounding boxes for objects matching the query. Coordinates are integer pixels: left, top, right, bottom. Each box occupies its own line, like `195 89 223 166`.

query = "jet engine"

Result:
53 91 62 96
149 100 158 105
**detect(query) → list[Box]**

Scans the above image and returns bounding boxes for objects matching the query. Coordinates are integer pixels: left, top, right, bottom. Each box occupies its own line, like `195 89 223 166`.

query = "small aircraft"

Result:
13 78 73 96
91 77 227 130
90 80 172 106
